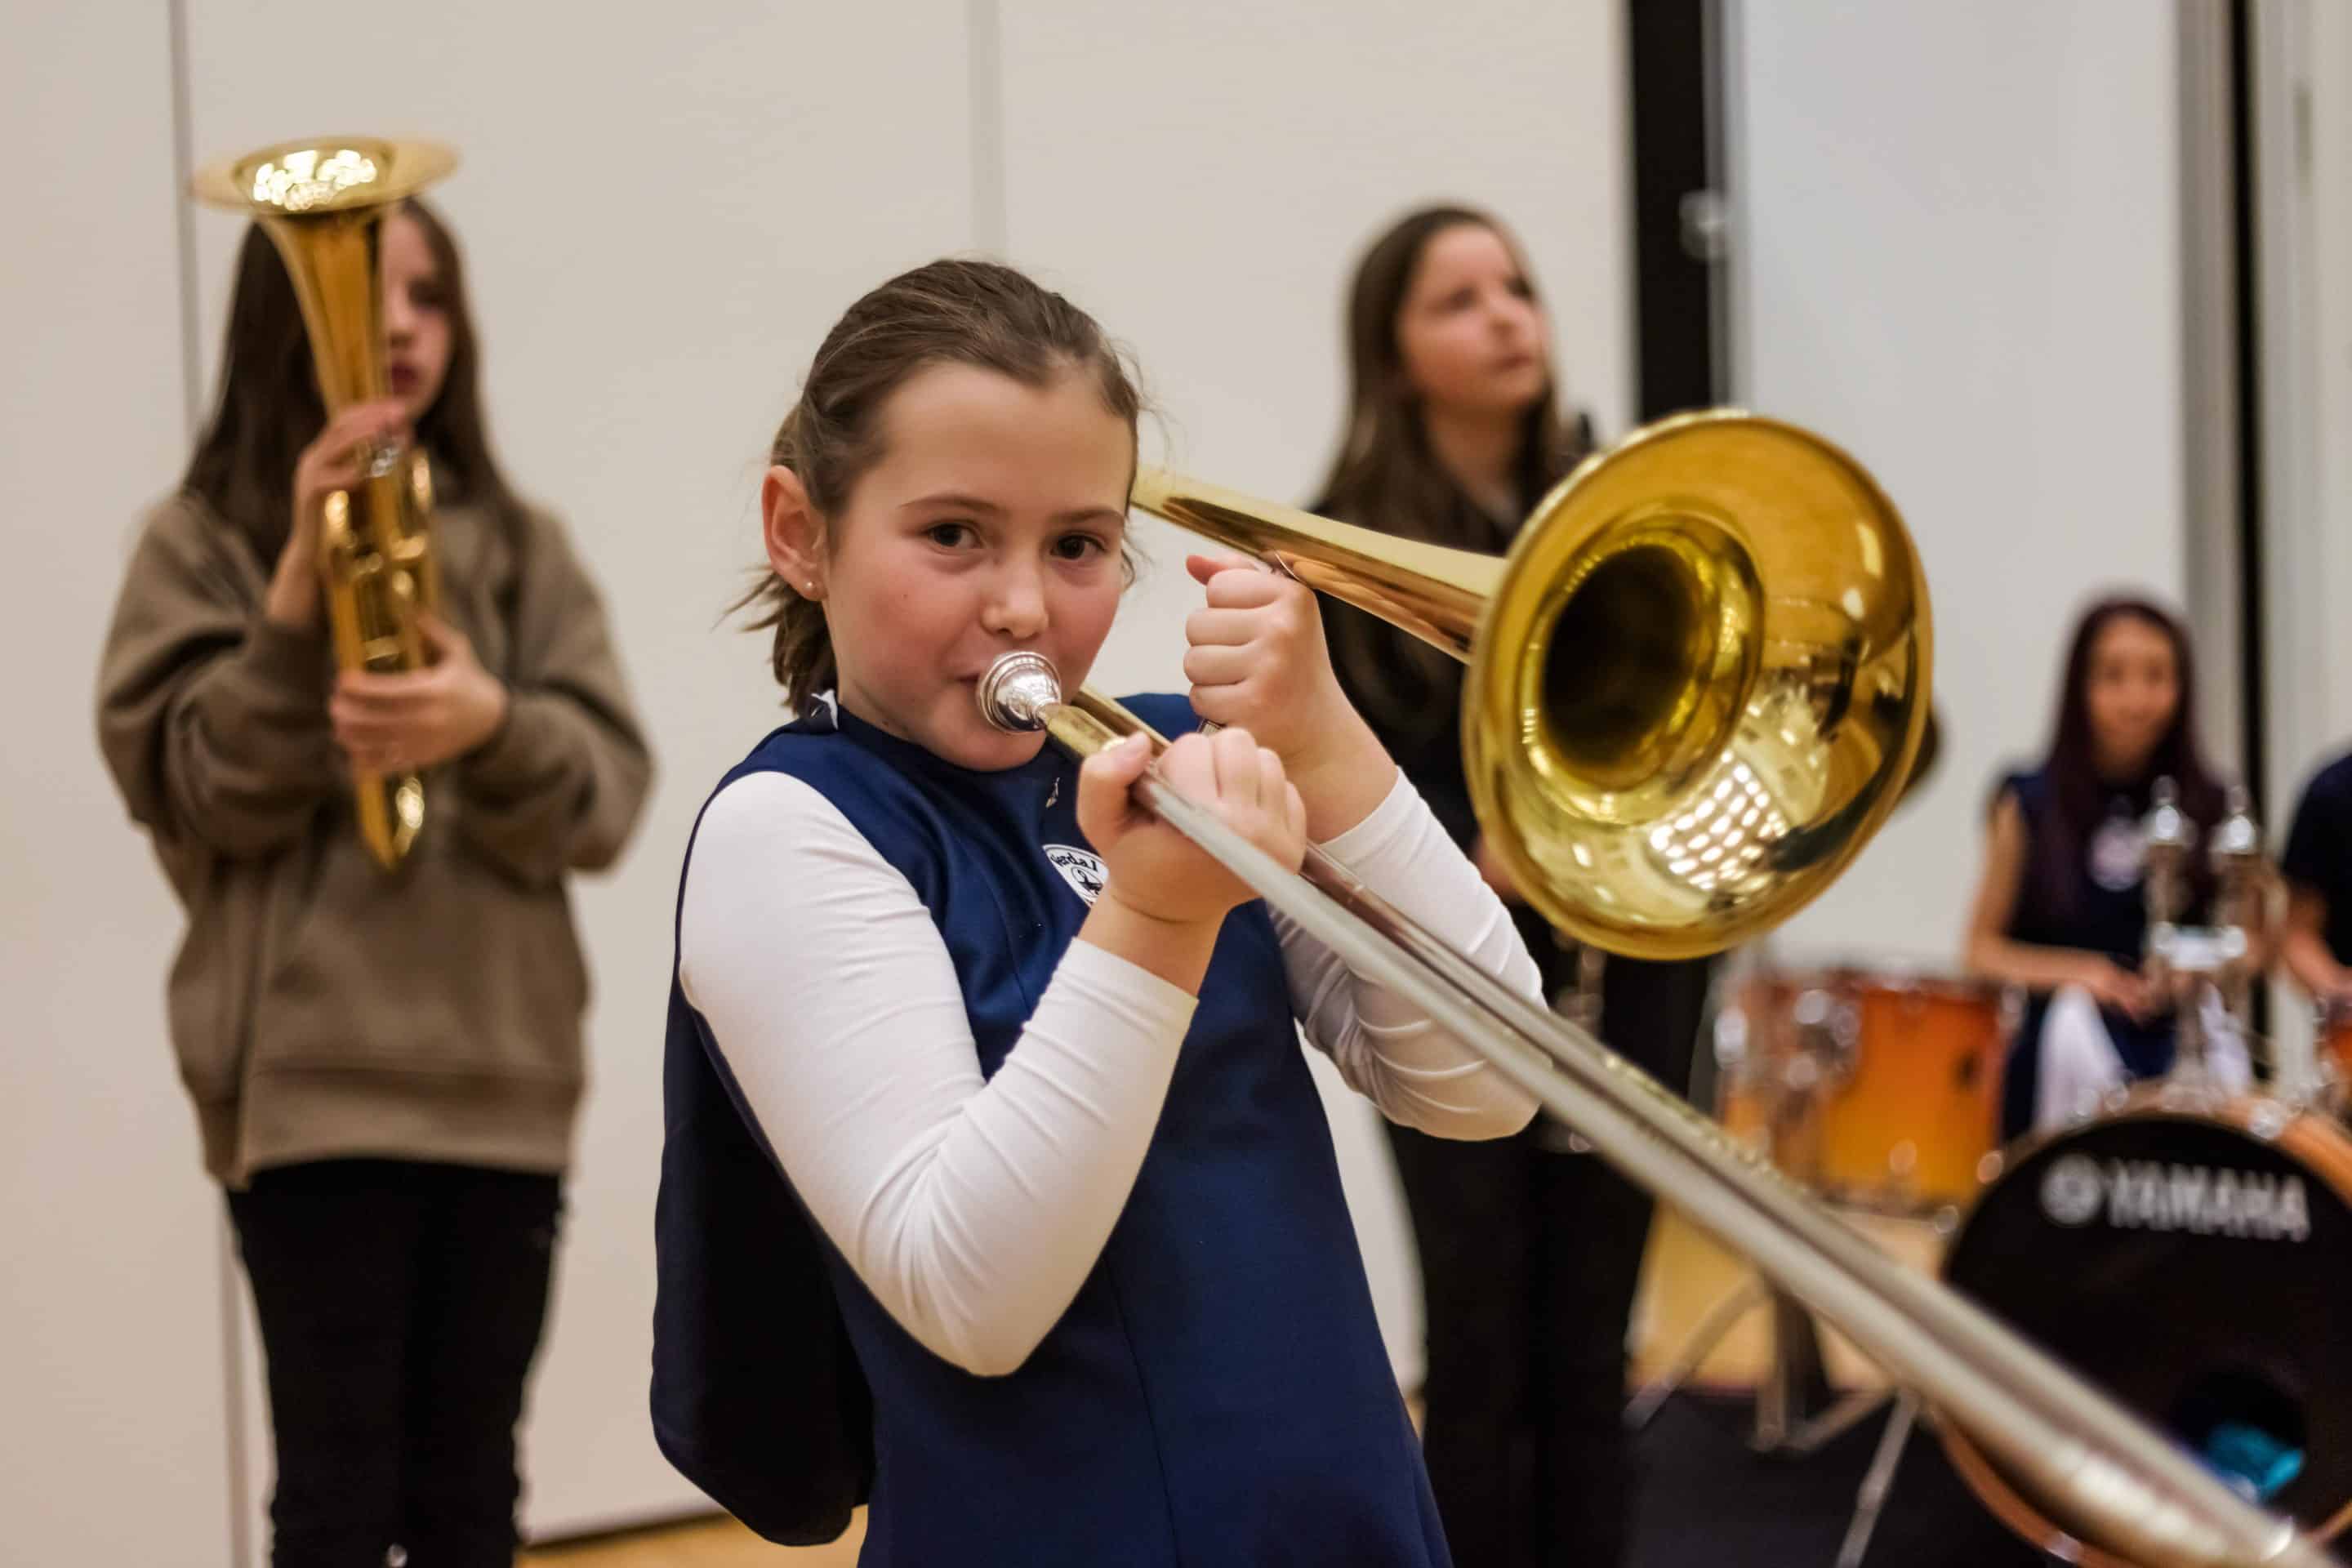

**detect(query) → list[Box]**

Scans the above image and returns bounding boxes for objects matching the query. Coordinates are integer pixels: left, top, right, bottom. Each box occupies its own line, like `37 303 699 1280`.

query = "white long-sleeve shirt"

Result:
679 768 1540 1376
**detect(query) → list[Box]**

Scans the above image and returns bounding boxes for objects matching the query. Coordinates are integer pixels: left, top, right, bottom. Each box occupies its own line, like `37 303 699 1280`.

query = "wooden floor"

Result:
519 1206 1947 1567
522 1513 862 1566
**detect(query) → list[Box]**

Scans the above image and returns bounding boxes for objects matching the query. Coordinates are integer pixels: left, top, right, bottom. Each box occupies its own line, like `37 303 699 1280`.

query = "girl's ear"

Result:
763 466 826 599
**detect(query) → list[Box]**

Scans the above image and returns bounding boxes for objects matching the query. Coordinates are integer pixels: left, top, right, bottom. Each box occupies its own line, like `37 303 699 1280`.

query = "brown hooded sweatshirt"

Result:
96 488 652 1186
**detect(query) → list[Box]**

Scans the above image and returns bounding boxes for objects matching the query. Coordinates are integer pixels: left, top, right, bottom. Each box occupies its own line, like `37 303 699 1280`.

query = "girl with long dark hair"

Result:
1311 204 1708 1568
1963 595 2253 1138
97 203 650 1566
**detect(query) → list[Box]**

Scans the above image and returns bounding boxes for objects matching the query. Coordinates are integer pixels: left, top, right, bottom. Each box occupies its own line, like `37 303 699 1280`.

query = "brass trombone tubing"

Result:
977 670 2330 1568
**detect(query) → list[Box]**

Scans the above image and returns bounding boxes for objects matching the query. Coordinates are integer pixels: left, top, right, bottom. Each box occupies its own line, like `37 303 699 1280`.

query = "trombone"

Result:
977 411 2335 1568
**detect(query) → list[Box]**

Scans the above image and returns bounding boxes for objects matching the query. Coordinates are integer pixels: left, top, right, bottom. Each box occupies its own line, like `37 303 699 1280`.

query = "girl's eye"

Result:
1052 532 1108 562
926 522 978 549
409 281 450 312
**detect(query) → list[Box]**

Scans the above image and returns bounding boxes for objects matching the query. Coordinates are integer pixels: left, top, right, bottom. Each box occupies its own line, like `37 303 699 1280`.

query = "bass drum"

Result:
1938 1091 2352 1563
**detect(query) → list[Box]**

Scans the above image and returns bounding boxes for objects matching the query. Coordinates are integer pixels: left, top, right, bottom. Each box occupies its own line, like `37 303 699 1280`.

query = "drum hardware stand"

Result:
1626 991 1890 1454
1833 1388 1922 1568
2203 786 2331 1111
1535 945 1608 1154
2143 780 2264 1092
1625 1269 1893 1454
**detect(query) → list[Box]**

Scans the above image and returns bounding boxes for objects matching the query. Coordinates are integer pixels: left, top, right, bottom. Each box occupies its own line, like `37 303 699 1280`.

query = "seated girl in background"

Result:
1963 595 2256 1138
654 258 1542 1566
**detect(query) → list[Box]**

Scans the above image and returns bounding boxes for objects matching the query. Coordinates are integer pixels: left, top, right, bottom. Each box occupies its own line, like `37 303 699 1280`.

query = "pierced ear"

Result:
762 466 826 599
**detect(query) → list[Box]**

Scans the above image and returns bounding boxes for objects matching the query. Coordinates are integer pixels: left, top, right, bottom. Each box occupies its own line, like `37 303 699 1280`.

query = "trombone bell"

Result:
1130 410 1931 961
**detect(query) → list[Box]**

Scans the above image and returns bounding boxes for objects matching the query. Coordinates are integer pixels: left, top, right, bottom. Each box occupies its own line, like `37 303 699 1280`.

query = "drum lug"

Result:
1713 1003 1750 1076
1790 988 1860 1091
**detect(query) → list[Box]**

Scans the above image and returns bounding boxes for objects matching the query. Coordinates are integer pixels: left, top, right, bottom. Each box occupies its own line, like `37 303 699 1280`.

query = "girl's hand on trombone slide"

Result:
1078 728 1305 929
1071 729 1307 995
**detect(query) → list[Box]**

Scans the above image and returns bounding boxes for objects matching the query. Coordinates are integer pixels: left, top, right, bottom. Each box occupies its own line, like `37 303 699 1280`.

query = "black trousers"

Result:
226 1159 564 1568
1389 951 1708 1568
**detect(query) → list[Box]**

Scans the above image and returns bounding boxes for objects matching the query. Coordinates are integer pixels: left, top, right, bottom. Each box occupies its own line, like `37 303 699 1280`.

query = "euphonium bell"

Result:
1130 410 1931 960
192 136 458 871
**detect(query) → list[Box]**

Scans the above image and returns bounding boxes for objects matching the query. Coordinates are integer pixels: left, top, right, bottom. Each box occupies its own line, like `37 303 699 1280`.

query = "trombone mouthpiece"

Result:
978 652 1062 733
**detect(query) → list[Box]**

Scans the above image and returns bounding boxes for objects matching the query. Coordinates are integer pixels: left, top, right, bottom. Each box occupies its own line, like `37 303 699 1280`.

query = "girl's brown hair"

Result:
181 200 519 558
741 258 1144 715
2020 596 2226 918
1312 206 1589 736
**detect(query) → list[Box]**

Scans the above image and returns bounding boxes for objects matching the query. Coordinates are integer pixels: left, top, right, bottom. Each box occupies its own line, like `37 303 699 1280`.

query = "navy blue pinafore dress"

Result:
653 694 1450 1567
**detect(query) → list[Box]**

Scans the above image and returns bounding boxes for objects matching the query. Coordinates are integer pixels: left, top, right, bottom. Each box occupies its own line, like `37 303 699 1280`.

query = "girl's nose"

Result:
384 289 416 345
982 564 1049 639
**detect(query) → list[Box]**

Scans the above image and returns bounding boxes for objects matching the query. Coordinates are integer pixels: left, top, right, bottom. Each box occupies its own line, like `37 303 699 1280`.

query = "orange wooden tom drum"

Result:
1716 968 2007 1214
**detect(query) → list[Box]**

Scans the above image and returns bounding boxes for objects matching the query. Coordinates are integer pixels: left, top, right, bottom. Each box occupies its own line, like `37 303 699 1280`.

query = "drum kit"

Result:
1629 782 2352 1566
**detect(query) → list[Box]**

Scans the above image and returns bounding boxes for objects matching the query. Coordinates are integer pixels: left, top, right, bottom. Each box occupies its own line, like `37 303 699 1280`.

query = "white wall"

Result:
2 9 238 1568
1730 0 2190 971
11 2 1628 1559
2251 0 2352 1071
2254 0 2352 831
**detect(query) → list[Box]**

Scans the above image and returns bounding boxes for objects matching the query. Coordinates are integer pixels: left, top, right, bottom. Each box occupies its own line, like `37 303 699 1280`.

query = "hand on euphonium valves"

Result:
330 615 509 776
266 399 412 631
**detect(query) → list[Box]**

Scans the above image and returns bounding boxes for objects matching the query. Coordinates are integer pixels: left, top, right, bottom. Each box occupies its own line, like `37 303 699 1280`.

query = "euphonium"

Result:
193 136 458 871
